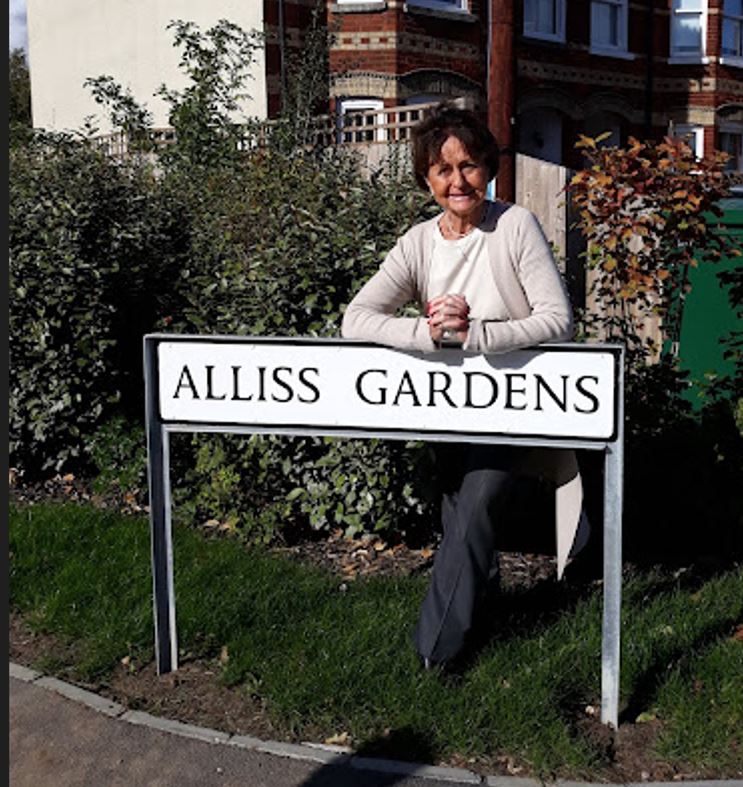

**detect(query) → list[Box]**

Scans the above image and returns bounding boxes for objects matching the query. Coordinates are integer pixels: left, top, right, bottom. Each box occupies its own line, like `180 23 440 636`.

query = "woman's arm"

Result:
341 237 438 352
463 209 573 354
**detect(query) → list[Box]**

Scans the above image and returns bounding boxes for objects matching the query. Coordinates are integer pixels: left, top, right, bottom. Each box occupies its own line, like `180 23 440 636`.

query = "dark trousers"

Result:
414 443 522 665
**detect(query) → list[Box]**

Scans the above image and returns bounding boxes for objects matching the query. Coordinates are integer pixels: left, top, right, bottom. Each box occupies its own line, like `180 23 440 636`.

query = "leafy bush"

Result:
10 18 440 542
88 416 148 497
569 134 737 369
174 433 437 545
9 133 183 473
569 135 743 560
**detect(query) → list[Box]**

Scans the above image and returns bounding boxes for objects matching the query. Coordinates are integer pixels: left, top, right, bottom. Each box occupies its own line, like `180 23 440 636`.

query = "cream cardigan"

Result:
341 200 586 578
341 200 573 353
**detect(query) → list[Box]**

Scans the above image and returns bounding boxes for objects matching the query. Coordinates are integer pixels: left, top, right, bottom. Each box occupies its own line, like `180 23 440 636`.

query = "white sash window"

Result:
670 0 707 61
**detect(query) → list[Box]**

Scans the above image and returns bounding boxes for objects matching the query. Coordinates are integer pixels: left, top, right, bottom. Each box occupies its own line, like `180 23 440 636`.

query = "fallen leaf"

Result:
635 711 657 723
324 731 351 746
732 624 743 642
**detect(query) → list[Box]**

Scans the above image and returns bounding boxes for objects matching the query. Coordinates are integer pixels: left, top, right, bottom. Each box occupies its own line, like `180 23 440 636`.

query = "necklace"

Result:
443 205 485 239
444 214 472 239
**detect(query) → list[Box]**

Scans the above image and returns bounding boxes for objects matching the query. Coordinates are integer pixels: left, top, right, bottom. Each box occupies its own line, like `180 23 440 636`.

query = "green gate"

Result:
676 197 743 407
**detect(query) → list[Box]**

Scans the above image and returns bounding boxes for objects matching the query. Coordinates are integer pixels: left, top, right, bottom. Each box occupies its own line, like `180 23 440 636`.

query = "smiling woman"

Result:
340 102 584 673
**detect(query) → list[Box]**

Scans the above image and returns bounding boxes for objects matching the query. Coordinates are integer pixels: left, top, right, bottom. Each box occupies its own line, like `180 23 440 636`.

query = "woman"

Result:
342 103 585 670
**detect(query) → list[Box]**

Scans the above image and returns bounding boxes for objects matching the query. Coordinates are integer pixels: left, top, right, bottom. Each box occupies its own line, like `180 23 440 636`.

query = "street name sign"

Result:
145 335 624 727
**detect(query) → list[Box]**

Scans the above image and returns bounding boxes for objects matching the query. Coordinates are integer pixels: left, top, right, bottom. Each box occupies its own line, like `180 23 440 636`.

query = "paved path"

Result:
9 665 742 787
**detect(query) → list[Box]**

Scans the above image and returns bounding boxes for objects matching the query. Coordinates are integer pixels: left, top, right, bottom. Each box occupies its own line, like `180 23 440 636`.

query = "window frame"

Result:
720 0 743 66
669 0 709 63
406 0 469 12
719 122 743 172
672 123 705 159
337 98 386 144
589 0 630 56
523 0 566 43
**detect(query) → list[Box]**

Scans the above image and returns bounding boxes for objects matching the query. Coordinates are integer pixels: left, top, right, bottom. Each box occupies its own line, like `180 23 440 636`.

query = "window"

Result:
719 125 743 171
722 0 743 61
406 0 468 11
523 0 566 42
670 0 707 60
590 0 628 53
338 99 384 143
672 123 705 159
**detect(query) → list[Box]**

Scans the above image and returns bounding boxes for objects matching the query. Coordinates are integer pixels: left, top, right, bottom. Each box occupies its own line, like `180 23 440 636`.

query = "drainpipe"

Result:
488 0 516 202
277 0 287 113
643 0 654 138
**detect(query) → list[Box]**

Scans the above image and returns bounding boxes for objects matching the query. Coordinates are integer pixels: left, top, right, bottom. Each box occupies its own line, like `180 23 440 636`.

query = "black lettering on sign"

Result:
356 369 387 405
173 365 199 400
504 373 528 410
464 371 499 408
575 375 601 413
257 367 267 402
427 371 456 407
205 365 226 400
297 367 320 403
535 374 569 412
271 367 294 403
393 371 421 407
231 366 253 401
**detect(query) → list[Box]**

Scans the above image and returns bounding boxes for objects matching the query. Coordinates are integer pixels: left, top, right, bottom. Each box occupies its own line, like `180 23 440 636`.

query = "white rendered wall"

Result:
27 0 267 133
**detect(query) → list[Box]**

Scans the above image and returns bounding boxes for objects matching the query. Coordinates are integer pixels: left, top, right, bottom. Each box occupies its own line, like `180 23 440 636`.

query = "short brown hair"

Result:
411 103 500 190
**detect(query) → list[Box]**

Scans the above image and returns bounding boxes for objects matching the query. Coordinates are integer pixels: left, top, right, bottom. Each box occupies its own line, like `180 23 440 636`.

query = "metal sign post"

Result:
144 335 624 728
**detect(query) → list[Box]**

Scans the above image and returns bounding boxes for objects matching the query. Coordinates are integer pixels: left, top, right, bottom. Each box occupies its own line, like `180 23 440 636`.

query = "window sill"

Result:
330 1 387 11
589 47 635 60
403 3 477 22
719 55 743 68
522 31 566 44
667 56 710 64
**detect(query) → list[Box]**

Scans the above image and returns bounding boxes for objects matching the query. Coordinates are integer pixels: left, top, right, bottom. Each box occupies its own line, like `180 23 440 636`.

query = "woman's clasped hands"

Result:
426 293 470 346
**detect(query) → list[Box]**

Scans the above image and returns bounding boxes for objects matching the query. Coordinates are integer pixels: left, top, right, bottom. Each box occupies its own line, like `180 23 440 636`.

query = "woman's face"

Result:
425 135 489 219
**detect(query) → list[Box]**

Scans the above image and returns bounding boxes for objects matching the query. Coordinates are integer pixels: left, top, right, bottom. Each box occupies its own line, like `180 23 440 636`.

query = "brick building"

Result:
325 0 743 179
26 0 743 177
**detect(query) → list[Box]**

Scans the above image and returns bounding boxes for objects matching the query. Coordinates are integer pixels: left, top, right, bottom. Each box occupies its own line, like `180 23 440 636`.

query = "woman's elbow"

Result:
341 305 365 339
555 309 574 342
341 308 354 339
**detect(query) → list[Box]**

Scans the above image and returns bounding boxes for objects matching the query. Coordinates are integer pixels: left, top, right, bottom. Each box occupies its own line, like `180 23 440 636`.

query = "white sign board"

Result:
145 334 624 727
157 338 618 441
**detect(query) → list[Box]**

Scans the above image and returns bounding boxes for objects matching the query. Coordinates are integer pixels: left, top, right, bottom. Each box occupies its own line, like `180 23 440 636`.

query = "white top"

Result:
429 220 508 321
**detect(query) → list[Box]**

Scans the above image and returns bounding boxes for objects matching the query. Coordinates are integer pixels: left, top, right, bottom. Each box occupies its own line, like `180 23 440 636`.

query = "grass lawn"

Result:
9 501 743 780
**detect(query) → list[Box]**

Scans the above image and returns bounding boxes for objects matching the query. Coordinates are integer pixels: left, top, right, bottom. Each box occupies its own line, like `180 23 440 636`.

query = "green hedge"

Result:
10 127 441 541
9 133 183 472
